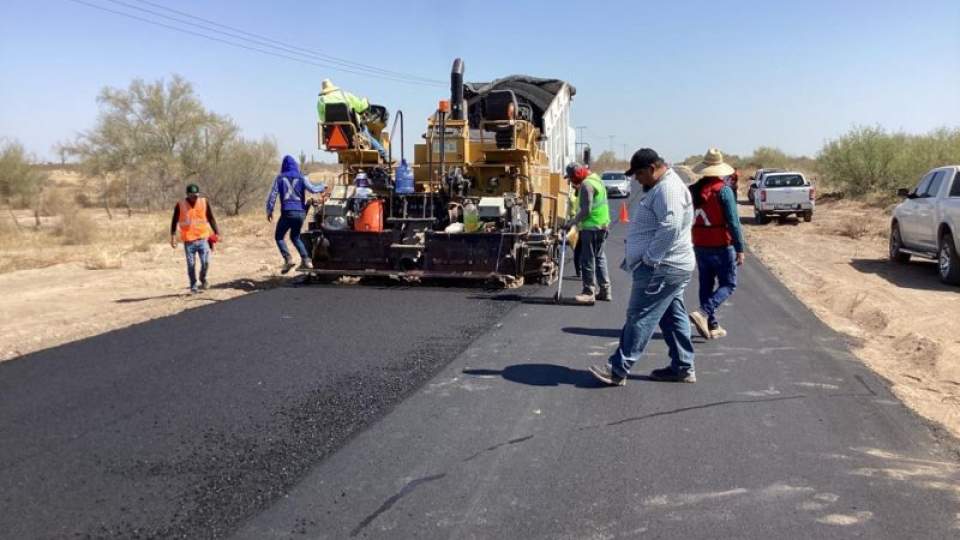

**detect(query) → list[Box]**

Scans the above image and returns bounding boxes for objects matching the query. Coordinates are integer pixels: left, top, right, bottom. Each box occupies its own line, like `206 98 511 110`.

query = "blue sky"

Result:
1 0 958 163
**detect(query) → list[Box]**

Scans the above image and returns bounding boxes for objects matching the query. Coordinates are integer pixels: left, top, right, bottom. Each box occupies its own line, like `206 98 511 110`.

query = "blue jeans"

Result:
275 210 309 261
608 264 695 377
695 246 738 326
579 228 610 294
361 126 387 159
184 239 210 288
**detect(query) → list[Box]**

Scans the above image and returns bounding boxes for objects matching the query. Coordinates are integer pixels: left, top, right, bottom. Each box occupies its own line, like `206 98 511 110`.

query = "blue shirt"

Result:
624 168 696 272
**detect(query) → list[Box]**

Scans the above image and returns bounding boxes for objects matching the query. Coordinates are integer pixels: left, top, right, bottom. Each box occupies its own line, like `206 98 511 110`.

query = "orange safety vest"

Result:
178 197 213 242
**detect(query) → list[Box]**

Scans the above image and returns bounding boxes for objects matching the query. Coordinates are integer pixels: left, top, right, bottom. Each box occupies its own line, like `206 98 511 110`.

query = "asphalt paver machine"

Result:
303 58 577 287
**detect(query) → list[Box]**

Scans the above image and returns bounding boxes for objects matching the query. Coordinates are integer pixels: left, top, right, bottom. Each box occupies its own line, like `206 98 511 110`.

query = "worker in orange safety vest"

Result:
169 183 221 294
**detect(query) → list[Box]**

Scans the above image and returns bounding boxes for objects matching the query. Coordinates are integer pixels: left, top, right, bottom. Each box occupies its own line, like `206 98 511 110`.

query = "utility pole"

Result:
622 143 627 163
608 135 615 155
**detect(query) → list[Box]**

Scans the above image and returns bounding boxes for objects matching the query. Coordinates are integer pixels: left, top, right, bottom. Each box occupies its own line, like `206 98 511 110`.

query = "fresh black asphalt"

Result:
0 281 519 538
2 193 959 539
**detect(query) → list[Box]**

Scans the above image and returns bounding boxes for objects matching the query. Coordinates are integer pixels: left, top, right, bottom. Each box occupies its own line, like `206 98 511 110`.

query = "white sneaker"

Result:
688 311 711 339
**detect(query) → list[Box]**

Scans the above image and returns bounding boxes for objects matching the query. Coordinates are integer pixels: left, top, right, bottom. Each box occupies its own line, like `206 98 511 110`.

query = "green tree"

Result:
0 140 47 229
204 137 278 216
63 75 227 213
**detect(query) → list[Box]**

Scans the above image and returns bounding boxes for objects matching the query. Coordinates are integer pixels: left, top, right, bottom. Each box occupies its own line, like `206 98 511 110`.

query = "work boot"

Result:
589 365 626 387
709 322 727 339
189 284 199 295
649 367 697 383
596 286 612 302
688 311 711 339
574 289 596 304
280 256 295 275
200 280 209 290
298 258 314 271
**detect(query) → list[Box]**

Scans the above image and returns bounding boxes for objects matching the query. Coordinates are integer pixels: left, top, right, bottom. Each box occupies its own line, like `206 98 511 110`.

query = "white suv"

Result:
890 165 960 285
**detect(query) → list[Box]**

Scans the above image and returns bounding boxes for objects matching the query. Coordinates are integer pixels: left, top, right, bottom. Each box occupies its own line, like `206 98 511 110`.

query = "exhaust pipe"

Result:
451 58 465 121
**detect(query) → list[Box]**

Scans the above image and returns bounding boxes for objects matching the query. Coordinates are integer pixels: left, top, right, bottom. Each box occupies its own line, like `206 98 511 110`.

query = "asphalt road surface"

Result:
2 193 959 539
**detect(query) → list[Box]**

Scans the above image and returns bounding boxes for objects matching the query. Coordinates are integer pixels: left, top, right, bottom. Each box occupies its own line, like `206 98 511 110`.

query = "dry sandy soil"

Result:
741 199 960 439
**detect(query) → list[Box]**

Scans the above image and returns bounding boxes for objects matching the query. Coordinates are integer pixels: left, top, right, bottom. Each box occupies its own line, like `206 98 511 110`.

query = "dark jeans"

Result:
608 264 695 377
695 246 738 326
579 228 610 294
275 210 309 261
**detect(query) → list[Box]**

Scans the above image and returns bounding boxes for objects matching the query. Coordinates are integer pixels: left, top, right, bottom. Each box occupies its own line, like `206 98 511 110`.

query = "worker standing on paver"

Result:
564 162 611 303
317 79 387 159
589 149 697 386
170 184 220 294
687 148 746 339
266 155 326 274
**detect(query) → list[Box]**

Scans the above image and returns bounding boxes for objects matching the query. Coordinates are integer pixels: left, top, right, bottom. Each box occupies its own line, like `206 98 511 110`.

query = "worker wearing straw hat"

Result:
316 79 386 159
688 148 746 340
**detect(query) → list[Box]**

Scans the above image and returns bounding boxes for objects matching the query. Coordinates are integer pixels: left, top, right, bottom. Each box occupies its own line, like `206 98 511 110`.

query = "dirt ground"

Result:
740 198 960 439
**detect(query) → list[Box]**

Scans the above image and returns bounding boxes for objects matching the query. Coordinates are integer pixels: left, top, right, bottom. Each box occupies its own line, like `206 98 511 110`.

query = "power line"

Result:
67 0 445 87
128 0 445 85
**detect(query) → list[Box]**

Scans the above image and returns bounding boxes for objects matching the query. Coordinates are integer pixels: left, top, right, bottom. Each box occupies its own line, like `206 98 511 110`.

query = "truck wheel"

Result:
939 233 960 285
803 211 813 222
747 188 756 204
889 223 911 264
754 211 768 225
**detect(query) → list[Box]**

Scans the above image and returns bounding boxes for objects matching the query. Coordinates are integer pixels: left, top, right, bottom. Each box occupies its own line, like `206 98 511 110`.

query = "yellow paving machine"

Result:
304 58 577 287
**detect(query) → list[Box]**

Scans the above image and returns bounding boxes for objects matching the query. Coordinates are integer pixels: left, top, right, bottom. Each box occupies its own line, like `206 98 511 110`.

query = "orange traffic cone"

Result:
619 201 630 223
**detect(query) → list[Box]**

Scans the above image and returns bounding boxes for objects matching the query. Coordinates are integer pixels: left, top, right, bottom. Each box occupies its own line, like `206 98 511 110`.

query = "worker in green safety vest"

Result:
317 79 386 159
563 162 611 303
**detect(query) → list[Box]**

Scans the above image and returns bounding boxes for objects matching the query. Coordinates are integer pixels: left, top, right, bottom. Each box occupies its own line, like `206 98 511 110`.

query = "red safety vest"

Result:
692 178 733 247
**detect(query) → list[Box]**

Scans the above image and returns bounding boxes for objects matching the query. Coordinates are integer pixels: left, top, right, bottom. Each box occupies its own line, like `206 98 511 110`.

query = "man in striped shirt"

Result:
590 149 698 385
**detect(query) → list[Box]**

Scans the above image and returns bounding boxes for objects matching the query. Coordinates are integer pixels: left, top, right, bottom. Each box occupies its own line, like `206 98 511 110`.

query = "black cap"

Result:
185 184 200 194
624 148 662 177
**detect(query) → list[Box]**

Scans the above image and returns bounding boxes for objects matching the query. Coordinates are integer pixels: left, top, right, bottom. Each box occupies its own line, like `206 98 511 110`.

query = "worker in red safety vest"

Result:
688 149 746 339
170 183 221 294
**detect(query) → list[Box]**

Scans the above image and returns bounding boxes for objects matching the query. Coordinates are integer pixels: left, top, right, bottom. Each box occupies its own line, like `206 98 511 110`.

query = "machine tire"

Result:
754 211 769 225
939 232 960 285
889 223 911 264
803 210 813 222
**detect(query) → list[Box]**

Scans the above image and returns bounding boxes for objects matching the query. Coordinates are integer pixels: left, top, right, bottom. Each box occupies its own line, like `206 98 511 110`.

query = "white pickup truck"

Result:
753 171 815 224
889 165 960 285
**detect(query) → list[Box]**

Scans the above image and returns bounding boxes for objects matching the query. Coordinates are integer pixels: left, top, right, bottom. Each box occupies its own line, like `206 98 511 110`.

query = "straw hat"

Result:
692 148 735 177
320 79 340 95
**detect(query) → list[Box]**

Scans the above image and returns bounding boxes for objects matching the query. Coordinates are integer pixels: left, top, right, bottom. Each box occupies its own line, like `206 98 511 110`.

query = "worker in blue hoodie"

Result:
266 155 327 274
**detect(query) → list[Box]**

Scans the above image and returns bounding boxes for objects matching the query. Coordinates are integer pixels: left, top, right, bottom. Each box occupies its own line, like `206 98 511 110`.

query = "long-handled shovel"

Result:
554 230 594 306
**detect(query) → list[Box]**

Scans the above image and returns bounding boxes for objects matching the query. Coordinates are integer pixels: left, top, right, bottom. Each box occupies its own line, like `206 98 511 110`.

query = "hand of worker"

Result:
736 252 745 266
266 213 273 223
170 235 177 249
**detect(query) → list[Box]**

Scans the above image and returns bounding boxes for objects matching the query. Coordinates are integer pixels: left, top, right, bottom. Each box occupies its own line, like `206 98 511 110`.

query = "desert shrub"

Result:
834 218 871 240
40 189 74 217
84 248 122 270
818 126 960 197
54 209 98 245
